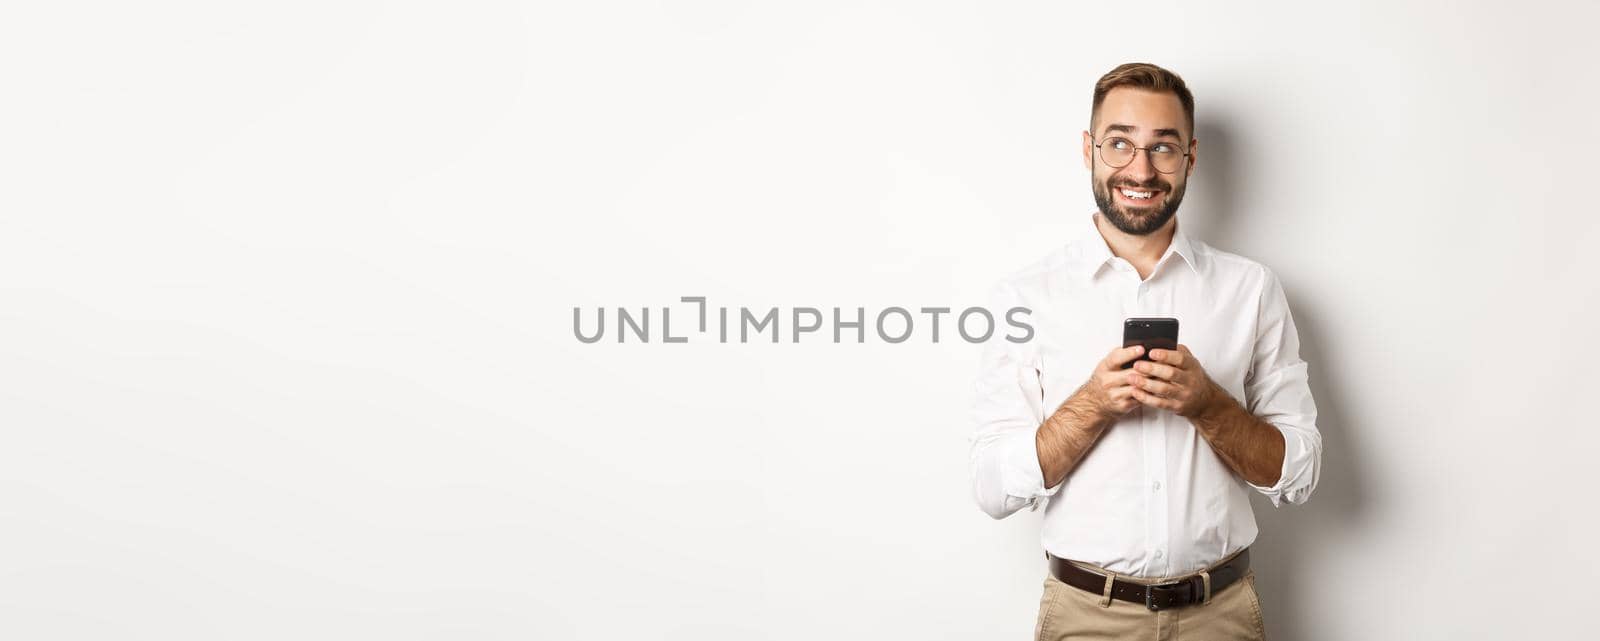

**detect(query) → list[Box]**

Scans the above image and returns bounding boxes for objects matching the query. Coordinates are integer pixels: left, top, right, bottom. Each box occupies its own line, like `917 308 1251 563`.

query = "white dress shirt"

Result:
968 212 1322 579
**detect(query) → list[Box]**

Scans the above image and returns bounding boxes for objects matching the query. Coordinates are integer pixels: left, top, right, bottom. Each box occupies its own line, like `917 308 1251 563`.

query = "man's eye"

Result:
1110 139 1132 151
1151 143 1176 154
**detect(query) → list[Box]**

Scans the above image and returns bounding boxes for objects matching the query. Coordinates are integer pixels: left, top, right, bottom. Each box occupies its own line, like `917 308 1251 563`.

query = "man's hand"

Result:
1079 344 1148 421
1129 344 1222 417
1036 344 1149 490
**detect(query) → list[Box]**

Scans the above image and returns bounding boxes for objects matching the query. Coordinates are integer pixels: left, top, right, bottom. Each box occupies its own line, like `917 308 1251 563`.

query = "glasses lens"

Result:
1148 143 1184 174
1100 137 1134 168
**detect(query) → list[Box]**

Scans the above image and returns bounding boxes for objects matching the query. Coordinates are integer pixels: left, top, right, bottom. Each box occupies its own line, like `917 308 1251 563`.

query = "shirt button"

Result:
1152 481 1162 491
1154 550 1164 559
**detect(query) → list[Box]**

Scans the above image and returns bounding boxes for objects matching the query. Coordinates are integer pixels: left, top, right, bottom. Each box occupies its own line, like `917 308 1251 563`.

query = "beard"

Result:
1093 174 1186 236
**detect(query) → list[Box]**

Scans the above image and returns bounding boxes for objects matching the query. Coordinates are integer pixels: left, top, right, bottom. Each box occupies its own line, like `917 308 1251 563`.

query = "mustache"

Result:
1108 178 1172 191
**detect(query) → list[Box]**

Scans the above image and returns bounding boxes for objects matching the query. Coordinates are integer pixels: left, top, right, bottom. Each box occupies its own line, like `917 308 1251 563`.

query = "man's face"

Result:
1082 87 1197 236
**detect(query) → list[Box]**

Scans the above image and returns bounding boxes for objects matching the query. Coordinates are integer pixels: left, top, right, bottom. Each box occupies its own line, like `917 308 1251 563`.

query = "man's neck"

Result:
1093 212 1175 281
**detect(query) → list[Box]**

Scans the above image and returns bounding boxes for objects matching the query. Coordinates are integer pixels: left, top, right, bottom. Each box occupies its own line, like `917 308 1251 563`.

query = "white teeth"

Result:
1120 188 1153 199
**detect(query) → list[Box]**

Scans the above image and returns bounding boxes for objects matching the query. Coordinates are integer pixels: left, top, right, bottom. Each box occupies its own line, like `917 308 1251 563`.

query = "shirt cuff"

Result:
1245 426 1312 508
1002 428 1062 503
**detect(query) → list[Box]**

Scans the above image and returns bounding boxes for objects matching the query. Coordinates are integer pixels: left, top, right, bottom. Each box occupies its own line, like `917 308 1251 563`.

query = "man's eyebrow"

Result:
1101 124 1188 139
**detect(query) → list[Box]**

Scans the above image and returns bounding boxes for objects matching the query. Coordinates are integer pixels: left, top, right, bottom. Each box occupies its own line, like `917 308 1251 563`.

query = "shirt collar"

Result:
1075 212 1202 282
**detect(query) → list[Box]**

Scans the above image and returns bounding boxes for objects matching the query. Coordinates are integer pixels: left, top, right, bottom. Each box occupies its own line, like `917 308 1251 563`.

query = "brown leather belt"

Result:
1045 548 1250 611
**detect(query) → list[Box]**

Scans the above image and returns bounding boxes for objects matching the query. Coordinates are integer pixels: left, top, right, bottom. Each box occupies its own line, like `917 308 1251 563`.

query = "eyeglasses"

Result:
1093 136 1191 174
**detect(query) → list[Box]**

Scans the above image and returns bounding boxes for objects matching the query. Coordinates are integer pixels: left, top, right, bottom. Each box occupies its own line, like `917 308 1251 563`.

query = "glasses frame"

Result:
1092 135 1192 175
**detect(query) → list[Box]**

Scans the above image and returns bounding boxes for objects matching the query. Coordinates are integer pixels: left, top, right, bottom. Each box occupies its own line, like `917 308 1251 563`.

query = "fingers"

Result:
1133 359 1179 381
1130 386 1179 411
1112 367 1143 387
1132 375 1177 398
1104 345 1146 370
1105 385 1140 413
1098 344 1191 418
1093 369 1142 416
1123 345 1208 414
1105 383 1136 403
1148 347 1186 368
1104 371 1140 396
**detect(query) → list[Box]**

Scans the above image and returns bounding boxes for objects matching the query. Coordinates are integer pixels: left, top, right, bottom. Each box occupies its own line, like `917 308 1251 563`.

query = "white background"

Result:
4 1 1598 639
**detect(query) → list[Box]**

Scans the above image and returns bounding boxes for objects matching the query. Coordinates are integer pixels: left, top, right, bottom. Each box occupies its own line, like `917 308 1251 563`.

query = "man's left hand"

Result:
1129 344 1221 417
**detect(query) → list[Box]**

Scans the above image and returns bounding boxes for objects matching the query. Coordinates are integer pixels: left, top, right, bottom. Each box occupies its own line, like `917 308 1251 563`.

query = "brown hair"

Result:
1091 62 1195 136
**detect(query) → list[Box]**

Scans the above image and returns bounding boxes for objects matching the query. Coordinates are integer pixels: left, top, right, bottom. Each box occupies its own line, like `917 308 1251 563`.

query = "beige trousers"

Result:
1033 562 1267 641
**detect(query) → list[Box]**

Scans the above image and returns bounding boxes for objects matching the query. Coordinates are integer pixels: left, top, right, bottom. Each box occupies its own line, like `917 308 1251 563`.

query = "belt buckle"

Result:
1144 580 1185 611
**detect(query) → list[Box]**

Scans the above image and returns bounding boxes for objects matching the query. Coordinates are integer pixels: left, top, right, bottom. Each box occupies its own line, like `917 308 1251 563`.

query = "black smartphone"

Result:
1122 317 1179 369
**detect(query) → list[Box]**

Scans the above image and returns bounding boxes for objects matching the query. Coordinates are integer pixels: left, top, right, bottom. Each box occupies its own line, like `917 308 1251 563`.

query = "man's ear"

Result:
1082 130 1094 171
1186 137 1198 178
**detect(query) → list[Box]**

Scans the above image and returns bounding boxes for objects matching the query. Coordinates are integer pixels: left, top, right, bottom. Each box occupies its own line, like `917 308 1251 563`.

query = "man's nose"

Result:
1122 149 1159 182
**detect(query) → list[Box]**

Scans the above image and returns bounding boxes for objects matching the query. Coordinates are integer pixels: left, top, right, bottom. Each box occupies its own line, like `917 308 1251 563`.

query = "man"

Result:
967 63 1321 641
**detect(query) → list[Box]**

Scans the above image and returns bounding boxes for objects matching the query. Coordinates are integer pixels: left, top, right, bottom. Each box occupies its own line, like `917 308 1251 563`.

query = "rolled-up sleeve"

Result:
1242 267 1323 507
967 282 1058 520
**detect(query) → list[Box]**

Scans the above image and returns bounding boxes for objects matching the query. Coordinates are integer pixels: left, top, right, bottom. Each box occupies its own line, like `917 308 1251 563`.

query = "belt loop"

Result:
1099 571 1116 608
1200 570 1212 606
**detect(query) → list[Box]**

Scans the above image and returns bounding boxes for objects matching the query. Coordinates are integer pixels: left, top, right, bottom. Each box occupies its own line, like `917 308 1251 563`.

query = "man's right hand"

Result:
1035 344 1148 490
1079 344 1146 421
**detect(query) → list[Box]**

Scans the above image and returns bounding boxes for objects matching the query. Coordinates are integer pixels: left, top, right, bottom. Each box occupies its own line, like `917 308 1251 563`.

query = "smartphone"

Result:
1122 317 1179 369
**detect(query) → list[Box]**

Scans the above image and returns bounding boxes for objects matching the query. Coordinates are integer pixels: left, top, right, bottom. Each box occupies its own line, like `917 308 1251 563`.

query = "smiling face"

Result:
1082 87 1198 236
